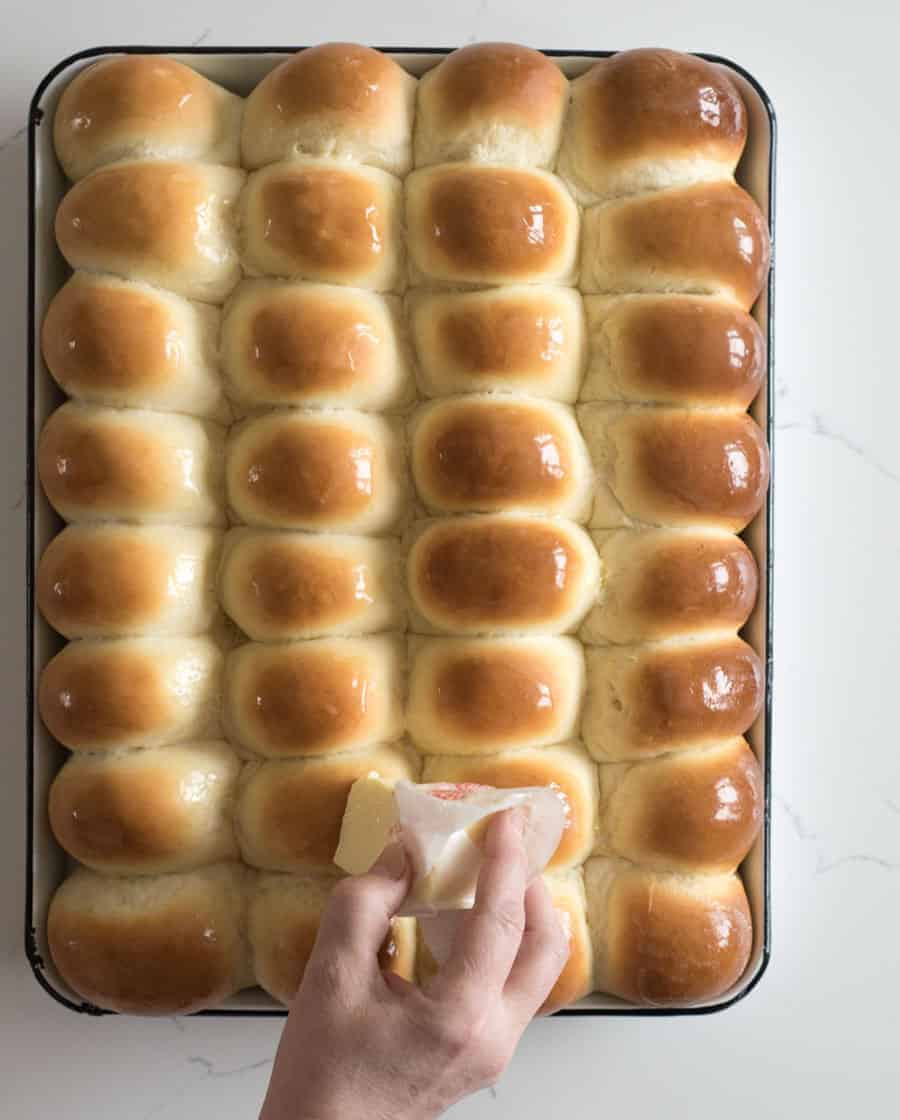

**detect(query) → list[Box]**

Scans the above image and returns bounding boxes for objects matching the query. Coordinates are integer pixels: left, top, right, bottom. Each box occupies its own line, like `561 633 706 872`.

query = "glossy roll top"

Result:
240 159 403 291
414 43 567 169
226 410 405 533
224 636 404 759
241 43 416 175
221 281 412 412
48 742 241 876
406 164 579 287
411 396 593 520
55 160 245 303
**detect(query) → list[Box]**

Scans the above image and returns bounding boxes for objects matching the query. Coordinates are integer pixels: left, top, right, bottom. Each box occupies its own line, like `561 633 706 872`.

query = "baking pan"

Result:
26 45 776 1016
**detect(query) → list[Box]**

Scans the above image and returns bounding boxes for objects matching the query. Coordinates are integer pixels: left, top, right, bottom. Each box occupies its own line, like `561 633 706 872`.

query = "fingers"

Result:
503 879 570 1021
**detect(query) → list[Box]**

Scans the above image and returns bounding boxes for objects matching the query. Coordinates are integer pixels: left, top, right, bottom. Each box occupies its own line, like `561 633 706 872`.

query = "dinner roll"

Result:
55 160 245 303
224 636 404 758
226 410 405 533
595 738 763 875
37 524 222 639
542 872 593 1011
237 743 419 873
53 55 242 182
558 49 747 203
411 396 593 520
414 44 567 169
48 741 241 875
580 182 770 311
581 636 764 761
407 515 600 636
581 293 766 407
38 402 226 526
219 529 404 641
47 864 250 1015
584 858 752 1005
422 742 598 870
221 280 413 412
409 286 586 402
406 635 584 755
578 405 769 531
39 636 223 752
41 272 227 421
582 529 757 646
249 874 416 1005
241 43 416 175
241 159 403 291
406 164 579 287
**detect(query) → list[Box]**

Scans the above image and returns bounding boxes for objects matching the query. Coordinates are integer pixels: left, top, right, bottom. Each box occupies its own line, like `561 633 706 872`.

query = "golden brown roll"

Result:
41 272 227 421
411 396 593 520
249 874 416 1005
221 280 413 412
584 858 753 1006
581 636 764 761
53 55 243 182
542 872 594 1012
406 635 584 755
55 160 245 303
408 286 586 402
48 741 241 875
414 44 567 169
406 164 579 287
580 182 770 311
226 410 405 533
39 635 223 752
578 405 769 531
224 636 404 758
38 402 226 527
241 43 416 175
595 738 763 875
422 742 597 870
37 524 222 639
241 159 403 291
581 294 766 407
219 528 404 641
407 515 600 636
47 864 250 1015
237 743 419 873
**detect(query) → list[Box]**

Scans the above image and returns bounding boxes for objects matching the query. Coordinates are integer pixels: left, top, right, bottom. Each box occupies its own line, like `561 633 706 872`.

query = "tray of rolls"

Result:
26 42 775 1016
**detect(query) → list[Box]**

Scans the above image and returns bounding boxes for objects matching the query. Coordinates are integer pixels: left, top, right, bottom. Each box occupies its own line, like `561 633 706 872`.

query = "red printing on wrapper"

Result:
427 783 489 801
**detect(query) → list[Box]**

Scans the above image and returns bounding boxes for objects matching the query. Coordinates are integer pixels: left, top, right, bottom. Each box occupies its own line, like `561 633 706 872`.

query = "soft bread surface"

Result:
541 872 594 1011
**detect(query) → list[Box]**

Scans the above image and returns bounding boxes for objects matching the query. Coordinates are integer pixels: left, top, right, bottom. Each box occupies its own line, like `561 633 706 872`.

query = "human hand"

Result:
259 808 569 1120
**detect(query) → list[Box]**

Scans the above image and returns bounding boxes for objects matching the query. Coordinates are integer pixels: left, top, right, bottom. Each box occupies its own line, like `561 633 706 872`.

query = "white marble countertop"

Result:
2 1 898 1115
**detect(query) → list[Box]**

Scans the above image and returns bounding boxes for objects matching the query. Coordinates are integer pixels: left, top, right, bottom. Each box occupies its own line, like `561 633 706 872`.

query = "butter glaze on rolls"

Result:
219 528 404 641
558 48 747 203
39 636 223 752
55 160 245 303
48 742 241 876
41 272 227 421
224 636 404 758
237 743 419 874
584 857 752 1005
414 43 567 169
411 396 593 520
409 285 586 401
407 515 600 636
406 164 579 287
582 636 764 761
37 525 222 640
241 43 416 175
241 159 403 291
578 404 769 532
581 293 765 407
406 635 585 755
47 864 250 1015
542 872 594 1011
581 528 758 646
39 402 226 527
221 280 413 412
227 410 405 533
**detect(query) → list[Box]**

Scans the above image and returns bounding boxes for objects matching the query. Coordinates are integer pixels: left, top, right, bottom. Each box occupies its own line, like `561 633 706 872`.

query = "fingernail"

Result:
507 807 527 837
373 842 407 879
